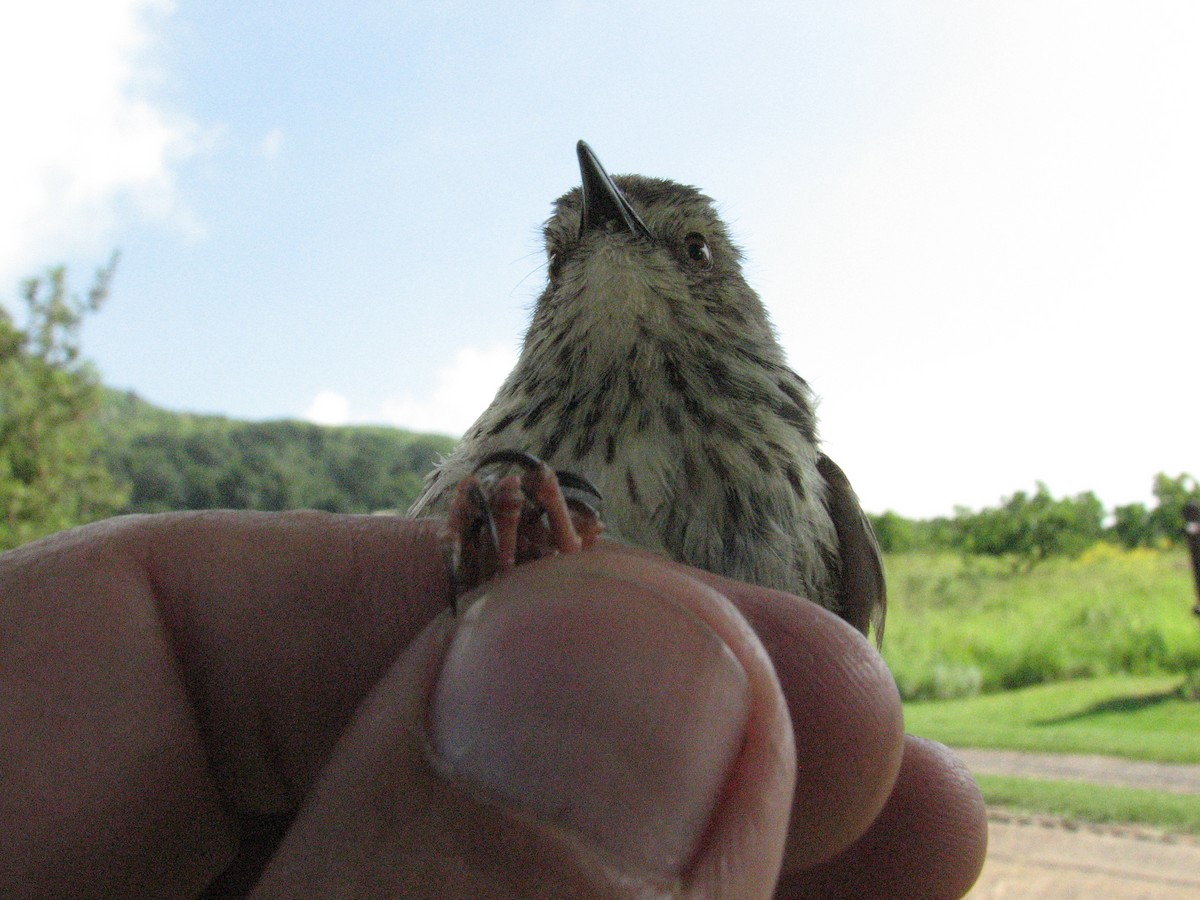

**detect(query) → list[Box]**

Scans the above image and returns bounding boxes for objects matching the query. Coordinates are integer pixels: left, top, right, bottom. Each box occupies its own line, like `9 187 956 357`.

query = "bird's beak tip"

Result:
575 141 651 241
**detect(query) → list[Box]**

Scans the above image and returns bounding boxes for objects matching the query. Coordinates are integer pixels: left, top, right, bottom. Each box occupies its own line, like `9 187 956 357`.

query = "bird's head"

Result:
525 142 779 358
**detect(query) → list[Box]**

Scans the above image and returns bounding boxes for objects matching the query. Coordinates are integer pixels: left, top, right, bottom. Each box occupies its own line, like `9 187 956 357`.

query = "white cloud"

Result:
0 0 201 286
382 344 517 436
302 345 517 436
259 128 283 161
300 348 516 436
304 389 351 426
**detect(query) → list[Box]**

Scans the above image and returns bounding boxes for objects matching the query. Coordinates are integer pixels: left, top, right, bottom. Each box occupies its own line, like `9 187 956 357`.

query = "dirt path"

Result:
956 748 1200 898
954 747 1200 795
969 813 1200 898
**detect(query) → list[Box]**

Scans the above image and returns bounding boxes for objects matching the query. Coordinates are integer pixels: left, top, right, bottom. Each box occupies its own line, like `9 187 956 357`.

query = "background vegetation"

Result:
1 259 127 548
883 547 1200 700
869 474 1200 563
97 391 453 518
904 674 1200 762
975 774 1200 836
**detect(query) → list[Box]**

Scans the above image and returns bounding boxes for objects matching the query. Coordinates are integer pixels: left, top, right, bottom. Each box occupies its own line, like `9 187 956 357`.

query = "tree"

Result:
869 510 919 553
952 483 1105 570
1105 474 1200 548
0 258 128 550
1109 501 1152 548
1146 473 1200 546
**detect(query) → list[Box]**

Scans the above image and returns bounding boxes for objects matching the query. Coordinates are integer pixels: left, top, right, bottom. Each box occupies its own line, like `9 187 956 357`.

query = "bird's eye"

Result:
684 233 713 270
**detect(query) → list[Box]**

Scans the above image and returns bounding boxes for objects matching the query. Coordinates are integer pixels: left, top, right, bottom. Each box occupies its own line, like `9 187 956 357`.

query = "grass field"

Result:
904 675 1200 763
975 774 1200 836
881 546 1200 701
888 547 1200 833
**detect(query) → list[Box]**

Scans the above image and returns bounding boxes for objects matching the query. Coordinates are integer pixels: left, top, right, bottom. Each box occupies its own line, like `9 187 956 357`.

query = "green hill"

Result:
97 390 456 515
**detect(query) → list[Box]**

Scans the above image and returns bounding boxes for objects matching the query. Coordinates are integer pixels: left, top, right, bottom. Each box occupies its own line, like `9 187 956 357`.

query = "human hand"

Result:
0 511 985 897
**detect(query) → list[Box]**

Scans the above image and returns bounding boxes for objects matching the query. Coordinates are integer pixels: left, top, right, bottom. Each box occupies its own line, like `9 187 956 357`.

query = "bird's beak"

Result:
576 141 653 242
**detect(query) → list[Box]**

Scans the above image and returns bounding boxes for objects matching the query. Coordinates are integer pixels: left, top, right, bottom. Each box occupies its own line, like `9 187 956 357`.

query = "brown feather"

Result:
817 454 887 645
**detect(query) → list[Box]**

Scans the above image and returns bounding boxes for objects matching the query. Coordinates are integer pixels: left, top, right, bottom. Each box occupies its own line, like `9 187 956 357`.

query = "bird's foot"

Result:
444 450 604 606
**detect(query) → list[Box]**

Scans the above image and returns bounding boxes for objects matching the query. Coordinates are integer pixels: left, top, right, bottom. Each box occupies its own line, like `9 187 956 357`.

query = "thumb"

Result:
252 551 795 898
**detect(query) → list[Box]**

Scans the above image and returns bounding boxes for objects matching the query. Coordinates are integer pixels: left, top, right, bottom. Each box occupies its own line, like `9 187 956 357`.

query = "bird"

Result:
410 141 885 644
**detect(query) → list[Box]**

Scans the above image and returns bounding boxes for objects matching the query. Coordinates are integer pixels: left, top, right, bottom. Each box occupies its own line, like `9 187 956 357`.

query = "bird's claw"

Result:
443 451 604 607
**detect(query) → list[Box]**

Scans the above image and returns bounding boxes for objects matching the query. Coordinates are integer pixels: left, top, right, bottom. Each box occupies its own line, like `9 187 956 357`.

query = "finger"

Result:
598 543 907 869
129 511 451 800
710 575 905 869
0 511 451 897
254 550 795 898
777 736 989 899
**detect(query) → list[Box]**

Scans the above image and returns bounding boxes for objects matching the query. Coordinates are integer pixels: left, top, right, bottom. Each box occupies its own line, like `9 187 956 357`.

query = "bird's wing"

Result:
816 454 887 646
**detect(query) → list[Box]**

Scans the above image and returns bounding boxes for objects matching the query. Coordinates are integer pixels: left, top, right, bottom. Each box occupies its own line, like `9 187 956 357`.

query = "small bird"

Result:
411 141 885 643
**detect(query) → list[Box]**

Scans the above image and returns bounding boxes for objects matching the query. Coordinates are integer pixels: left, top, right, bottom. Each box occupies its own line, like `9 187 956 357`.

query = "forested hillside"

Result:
97 391 455 516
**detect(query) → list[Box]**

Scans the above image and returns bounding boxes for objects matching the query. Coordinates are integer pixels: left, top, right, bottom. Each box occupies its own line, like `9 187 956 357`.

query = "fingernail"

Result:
428 557 750 878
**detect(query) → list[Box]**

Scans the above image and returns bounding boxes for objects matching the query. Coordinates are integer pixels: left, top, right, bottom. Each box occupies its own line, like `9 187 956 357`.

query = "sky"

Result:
2 1 1197 519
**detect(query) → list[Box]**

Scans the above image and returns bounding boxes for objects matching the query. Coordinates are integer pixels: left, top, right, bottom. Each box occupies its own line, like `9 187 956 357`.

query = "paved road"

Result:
957 749 1200 899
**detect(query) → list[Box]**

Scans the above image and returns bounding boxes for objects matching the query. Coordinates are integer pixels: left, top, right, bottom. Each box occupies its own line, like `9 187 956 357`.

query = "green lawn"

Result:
904 675 1200 764
976 775 1200 836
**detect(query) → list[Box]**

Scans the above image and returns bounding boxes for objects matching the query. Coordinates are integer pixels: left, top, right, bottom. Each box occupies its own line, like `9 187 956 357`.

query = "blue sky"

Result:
3 1 1198 518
